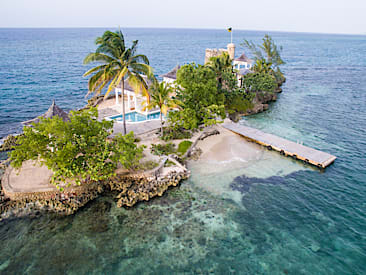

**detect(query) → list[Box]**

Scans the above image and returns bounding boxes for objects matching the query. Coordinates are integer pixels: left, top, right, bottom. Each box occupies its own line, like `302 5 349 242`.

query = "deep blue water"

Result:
0 28 365 274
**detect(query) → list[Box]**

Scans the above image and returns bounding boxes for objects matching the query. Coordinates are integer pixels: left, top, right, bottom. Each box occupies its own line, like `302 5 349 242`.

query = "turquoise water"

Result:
110 111 161 123
0 29 366 274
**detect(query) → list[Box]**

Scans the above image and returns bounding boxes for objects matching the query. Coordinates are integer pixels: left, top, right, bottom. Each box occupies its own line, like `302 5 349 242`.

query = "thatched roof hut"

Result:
160 65 181 80
22 100 69 126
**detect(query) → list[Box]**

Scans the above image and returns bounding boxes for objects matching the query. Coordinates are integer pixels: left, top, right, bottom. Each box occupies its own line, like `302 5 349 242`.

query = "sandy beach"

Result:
187 124 309 203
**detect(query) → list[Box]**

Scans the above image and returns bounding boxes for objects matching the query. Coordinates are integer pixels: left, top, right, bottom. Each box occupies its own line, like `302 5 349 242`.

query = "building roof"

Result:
22 100 70 126
160 65 181 80
234 53 254 63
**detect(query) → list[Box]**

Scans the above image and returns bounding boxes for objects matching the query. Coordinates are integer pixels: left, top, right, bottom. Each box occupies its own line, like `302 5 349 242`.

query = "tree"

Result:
206 52 233 91
10 108 144 189
241 72 277 92
175 63 226 126
142 80 180 136
224 89 254 115
242 34 285 69
252 59 274 75
83 30 153 135
111 132 144 170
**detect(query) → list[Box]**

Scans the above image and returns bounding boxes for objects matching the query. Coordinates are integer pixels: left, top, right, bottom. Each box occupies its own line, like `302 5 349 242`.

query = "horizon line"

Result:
0 26 364 36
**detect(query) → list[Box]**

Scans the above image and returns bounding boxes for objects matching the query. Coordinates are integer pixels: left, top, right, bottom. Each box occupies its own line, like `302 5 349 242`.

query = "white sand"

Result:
187 125 310 204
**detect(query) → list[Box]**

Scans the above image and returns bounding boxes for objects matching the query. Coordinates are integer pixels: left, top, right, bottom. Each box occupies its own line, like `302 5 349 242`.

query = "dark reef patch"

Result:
230 170 314 194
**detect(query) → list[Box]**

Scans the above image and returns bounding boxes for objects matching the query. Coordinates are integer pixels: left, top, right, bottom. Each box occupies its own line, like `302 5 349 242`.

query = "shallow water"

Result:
0 29 366 274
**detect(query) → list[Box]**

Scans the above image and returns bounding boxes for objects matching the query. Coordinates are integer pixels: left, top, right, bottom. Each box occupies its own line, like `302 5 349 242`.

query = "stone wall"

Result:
204 48 228 64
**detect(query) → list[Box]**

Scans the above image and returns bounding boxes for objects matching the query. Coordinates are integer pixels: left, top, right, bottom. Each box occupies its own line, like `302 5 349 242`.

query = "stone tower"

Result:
227 43 236 60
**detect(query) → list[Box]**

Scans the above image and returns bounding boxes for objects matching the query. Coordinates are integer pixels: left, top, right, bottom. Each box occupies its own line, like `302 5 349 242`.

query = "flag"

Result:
227 27 232 32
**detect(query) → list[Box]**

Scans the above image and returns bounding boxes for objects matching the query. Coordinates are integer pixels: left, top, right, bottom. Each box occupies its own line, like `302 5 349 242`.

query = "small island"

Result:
0 30 287 220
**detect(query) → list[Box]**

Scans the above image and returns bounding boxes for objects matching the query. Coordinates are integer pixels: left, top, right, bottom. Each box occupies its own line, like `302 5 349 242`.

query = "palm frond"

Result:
104 67 128 99
131 54 150 65
83 64 107 77
83 52 116 65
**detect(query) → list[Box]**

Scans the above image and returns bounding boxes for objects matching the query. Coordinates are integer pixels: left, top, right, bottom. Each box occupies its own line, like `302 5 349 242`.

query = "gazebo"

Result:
233 53 254 70
114 76 153 113
22 100 69 126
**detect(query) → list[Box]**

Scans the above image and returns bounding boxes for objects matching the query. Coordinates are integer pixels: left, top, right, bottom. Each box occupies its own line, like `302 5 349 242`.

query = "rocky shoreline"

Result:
0 156 190 221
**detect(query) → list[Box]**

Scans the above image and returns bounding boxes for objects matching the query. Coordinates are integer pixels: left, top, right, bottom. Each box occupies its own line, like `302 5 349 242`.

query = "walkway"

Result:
222 122 336 168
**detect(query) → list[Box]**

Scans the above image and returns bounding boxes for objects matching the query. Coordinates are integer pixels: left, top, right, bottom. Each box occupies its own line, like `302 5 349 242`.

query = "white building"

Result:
114 76 152 114
233 53 254 70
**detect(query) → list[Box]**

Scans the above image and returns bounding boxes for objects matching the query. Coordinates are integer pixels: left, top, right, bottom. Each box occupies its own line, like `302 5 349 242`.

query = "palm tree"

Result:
252 59 273 74
241 35 284 69
83 30 153 134
142 80 180 136
206 52 232 90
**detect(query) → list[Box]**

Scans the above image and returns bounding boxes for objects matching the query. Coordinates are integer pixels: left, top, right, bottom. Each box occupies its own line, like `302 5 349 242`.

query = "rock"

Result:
198 129 220 141
309 243 320 252
237 91 278 117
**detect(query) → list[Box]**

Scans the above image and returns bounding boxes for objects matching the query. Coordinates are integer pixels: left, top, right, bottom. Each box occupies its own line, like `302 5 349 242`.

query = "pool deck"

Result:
111 119 161 136
98 101 162 136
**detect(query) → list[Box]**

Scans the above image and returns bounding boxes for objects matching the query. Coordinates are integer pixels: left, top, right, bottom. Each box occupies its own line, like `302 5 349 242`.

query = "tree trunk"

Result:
160 110 163 136
121 76 126 135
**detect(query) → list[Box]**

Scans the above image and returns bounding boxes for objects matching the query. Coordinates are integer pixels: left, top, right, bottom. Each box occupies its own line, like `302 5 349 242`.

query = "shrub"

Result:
112 133 145 171
161 127 192 141
177 140 192 156
137 160 159 171
150 143 176 156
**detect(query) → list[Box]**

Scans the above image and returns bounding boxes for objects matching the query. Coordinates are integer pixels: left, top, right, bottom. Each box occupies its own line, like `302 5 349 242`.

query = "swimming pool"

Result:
109 111 162 123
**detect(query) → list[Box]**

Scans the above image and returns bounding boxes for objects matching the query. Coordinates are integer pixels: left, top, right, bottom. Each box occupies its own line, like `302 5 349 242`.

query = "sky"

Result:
1 0 365 35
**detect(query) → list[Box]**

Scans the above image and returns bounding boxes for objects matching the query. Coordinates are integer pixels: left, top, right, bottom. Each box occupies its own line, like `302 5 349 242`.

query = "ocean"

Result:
0 28 365 274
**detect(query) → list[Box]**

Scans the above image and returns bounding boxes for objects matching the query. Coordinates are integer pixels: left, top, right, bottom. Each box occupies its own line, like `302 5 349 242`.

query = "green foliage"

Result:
143 80 180 135
221 69 239 91
252 59 273 74
241 34 285 69
10 108 144 188
83 29 153 134
150 143 176 156
0 135 19 152
206 52 233 90
225 90 255 114
137 160 159 170
172 63 225 130
160 126 192 141
164 160 176 167
177 140 192 156
241 34 285 88
111 132 145 170
166 109 199 131
242 72 277 92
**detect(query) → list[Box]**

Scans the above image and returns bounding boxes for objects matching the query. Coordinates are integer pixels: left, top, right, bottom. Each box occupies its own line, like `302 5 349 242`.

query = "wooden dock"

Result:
222 122 336 168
